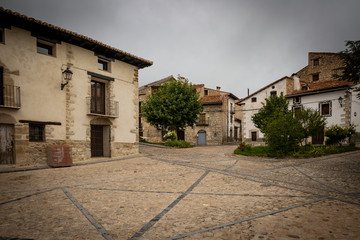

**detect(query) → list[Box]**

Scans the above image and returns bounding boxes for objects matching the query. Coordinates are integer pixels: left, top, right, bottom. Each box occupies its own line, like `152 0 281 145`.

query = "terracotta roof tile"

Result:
1 7 153 68
202 95 224 104
287 80 353 96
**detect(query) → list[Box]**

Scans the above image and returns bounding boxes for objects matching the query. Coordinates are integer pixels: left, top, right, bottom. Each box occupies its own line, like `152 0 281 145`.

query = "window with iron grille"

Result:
29 124 45 142
251 97 257 102
312 73 319 81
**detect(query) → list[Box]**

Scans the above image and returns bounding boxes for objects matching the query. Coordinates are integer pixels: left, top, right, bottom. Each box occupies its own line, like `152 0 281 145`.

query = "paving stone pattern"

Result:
0 145 359 239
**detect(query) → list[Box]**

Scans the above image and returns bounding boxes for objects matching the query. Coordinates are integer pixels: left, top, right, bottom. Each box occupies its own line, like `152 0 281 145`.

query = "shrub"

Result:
325 125 355 146
139 138 148 143
163 131 177 141
237 142 251 151
164 140 192 148
264 113 303 156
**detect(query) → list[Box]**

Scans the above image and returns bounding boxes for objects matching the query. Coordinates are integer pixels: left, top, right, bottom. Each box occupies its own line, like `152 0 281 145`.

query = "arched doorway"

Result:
197 130 206 146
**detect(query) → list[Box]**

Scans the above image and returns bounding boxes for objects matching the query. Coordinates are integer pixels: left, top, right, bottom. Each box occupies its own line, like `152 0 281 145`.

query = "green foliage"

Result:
334 40 360 99
325 125 356 146
264 113 303 157
295 108 326 145
237 142 251 152
252 94 290 133
164 140 192 148
163 131 177 141
234 146 268 156
139 138 148 143
234 144 359 158
142 75 203 134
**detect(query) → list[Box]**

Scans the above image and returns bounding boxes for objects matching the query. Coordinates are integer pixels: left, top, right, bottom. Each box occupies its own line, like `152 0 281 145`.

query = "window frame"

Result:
319 101 332 117
312 73 320 82
29 123 45 142
251 97 257 103
270 91 277 97
98 58 110 72
293 96 301 104
0 28 4 44
36 39 56 56
313 58 319 66
251 131 257 141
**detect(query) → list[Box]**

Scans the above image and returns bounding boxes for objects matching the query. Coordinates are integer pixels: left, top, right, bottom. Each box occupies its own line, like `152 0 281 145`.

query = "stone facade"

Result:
139 77 239 145
0 8 152 166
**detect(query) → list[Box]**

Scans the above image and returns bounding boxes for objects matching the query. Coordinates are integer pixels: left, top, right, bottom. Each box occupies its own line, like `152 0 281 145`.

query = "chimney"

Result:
247 88 249 96
216 86 221 90
292 74 300 91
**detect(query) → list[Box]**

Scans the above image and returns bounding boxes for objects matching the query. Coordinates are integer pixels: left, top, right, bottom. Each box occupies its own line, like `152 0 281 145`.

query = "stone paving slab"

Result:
0 145 359 239
184 199 360 240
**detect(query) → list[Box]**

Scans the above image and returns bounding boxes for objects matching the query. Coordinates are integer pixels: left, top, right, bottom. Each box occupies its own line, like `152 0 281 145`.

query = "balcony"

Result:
86 97 119 118
0 85 21 109
196 118 209 126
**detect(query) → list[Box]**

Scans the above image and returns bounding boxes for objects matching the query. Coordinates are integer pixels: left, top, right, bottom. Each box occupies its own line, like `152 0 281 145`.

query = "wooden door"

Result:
312 129 324 145
91 81 105 114
91 125 104 157
0 124 15 164
0 67 3 106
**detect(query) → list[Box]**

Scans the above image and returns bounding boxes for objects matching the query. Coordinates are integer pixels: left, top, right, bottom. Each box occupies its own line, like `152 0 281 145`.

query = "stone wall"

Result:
185 104 224 145
297 53 343 84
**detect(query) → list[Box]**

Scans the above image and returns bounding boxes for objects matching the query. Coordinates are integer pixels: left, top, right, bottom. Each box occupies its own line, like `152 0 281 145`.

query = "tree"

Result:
334 40 360 98
142 75 203 137
265 112 303 156
295 108 326 145
252 94 290 133
252 94 303 156
325 125 355 146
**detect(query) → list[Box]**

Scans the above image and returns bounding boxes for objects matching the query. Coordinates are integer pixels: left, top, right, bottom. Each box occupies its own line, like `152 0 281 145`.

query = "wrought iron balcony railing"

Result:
86 97 119 118
0 84 21 109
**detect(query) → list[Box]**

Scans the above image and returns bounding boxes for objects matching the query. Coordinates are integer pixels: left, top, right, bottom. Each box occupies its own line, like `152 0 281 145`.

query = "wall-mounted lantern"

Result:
338 96 344 107
61 67 73 90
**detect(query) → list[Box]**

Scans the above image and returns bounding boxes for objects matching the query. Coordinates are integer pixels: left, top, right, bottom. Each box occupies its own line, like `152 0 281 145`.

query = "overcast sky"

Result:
1 0 359 98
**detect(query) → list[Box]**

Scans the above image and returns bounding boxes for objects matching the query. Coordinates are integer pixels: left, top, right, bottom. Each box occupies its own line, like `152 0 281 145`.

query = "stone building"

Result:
237 52 360 145
0 8 152 166
139 76 240 145
287 53 359 144
236 76 292 145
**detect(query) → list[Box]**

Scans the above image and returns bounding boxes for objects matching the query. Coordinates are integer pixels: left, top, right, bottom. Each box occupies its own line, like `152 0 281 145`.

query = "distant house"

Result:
236 76 293 145
237 52 360 146
0 8 152 166
139 77 240 145
287 53 360 144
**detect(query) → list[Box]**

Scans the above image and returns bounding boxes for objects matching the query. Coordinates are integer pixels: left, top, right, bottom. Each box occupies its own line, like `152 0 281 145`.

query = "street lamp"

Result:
61 67 73 90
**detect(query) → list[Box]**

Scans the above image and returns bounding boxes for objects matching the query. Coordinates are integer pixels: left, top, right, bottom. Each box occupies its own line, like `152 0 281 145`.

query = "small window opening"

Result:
29 124 45 142
251 97 257 102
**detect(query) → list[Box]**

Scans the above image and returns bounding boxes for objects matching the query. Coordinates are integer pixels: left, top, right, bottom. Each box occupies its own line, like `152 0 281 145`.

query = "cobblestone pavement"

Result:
0 145 359 240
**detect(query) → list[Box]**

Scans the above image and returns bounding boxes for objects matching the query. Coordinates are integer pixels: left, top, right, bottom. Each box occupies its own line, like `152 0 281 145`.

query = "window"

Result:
312 73 319 82
0 28 4 43
313 58 319 66
270 91 277 96
91 80 105 114
293 96 301 104
251 131 257 141
319 101 331 116
98 58 110 71
292 106 302 118
29 124 45 142
204 90 209 95
301 85 308 91
37 40 55 56
251 97 257 102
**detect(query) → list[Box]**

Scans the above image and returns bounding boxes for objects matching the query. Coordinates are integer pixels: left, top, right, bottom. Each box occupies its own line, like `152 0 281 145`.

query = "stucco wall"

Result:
240 79 287 145
0 26 139 166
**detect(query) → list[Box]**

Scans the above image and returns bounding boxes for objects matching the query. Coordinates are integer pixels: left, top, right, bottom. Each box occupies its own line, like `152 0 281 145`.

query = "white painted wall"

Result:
241 79 287 141
350 84 360 132
289 89 348 128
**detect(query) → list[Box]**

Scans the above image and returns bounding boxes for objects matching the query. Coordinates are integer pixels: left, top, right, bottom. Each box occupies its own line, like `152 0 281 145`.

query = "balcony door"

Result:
91 81 105 115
